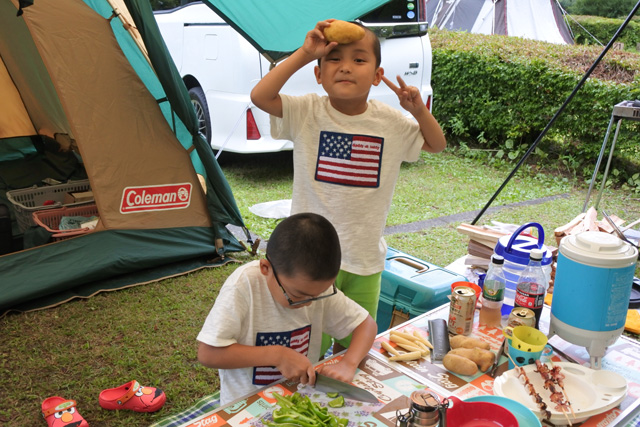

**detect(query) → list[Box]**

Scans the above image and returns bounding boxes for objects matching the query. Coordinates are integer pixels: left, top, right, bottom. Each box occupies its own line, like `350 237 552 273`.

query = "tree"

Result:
558 0 576 12
570 0 638 19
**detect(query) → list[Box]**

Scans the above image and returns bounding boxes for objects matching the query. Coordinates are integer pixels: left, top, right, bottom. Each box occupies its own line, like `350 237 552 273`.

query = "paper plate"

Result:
493 362 627 424
465 396 541 427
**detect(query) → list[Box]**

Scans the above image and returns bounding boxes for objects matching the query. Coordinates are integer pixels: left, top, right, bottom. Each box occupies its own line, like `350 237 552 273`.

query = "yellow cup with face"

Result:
503 325 548 352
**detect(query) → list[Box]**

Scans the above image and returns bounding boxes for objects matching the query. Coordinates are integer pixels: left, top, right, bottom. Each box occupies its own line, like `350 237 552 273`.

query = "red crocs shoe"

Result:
41 396 89 427
98 380 166 413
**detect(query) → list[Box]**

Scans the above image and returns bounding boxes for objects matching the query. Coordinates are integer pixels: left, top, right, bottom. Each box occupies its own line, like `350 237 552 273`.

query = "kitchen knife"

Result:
313 373 379 403
489 338 506 377
428 318 450 362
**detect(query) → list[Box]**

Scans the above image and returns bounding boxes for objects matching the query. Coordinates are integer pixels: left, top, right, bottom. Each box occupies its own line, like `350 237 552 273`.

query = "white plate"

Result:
493 362 627 424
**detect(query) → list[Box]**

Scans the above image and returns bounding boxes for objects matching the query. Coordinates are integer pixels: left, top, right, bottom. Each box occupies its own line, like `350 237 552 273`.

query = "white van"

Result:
155 0 433 154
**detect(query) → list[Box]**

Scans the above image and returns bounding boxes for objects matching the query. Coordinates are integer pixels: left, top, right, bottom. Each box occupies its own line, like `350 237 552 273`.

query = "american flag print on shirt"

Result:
252 325 311 385
315 131 383 188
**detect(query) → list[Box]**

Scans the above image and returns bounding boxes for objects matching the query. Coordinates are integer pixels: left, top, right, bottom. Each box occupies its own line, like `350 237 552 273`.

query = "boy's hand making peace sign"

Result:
382 75 425 116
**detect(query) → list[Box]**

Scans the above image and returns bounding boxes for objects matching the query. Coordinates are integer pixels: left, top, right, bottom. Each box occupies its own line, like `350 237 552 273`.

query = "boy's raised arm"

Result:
381 75 446 153
250 21 337 118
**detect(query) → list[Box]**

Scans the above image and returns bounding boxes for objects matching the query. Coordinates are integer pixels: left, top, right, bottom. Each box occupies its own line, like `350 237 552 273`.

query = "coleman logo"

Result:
120 183 192 214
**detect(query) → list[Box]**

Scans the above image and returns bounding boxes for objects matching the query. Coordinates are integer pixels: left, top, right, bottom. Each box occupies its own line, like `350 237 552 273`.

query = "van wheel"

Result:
188 87 211 143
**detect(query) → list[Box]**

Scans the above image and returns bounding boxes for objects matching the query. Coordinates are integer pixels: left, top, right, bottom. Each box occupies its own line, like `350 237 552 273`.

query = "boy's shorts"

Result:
321 270 382 355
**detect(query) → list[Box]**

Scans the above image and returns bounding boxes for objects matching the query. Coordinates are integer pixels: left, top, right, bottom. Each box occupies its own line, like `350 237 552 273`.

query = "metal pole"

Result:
594 119 623 210
582 114 616 212
471 0 640 225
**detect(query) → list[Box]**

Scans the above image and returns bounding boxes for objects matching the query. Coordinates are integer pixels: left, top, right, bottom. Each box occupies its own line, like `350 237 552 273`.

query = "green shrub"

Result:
430 28 640 191
567 15 640 50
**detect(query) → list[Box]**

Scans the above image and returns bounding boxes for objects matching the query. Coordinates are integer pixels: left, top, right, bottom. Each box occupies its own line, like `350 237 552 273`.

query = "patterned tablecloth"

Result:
176 304 640 427
370 304 640 427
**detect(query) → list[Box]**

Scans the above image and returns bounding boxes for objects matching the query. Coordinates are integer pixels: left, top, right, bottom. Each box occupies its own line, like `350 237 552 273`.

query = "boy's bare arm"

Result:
198 341 317 384
316 315 377 383
381 75 446 153
414 108 446 153
250 20 337 118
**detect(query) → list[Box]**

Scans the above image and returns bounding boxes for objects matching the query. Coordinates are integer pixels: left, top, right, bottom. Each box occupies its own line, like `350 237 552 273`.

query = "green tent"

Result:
0 0 248 316
202 0 391 63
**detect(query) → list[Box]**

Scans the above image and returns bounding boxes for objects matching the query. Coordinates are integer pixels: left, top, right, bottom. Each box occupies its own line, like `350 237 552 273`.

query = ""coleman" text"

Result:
120 183 192 214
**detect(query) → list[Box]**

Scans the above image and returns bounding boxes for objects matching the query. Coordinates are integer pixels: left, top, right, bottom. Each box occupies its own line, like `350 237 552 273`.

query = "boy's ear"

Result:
259 258 270 276
314 65 322 84
372 66 384 86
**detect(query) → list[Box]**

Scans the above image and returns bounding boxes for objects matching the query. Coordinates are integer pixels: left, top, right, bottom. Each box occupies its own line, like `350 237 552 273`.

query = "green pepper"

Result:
328 417 348 427
326 392 339 398
267 391 348 426
273 408 320 424
265 423 305 427
327 395 345 408
272 392 296 410
306 398 330 422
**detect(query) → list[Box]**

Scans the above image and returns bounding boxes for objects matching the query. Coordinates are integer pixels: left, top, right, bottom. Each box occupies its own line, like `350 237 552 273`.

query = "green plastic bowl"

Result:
465 395 542 427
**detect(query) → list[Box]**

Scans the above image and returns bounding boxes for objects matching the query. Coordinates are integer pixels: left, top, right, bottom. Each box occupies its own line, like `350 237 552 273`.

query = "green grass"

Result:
1 149 638 426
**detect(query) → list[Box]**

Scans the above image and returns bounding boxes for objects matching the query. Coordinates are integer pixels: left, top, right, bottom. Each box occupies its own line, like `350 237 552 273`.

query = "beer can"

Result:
448 286 476 335
507 307 536 329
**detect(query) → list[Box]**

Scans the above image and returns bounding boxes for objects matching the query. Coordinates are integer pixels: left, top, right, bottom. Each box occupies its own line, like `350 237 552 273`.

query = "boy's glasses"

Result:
266 255 337 306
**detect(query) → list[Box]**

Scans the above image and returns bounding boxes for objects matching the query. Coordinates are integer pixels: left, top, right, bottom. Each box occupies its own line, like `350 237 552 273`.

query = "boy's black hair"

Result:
318 22 381 68
266 212 341 281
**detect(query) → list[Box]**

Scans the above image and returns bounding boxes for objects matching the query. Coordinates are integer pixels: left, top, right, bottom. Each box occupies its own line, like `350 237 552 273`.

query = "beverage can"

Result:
507 307 536 328
448 286 476 335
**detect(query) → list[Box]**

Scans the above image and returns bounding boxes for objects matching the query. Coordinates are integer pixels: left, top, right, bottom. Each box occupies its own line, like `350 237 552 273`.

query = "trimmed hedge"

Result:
430 28 640 186
568 15 640 50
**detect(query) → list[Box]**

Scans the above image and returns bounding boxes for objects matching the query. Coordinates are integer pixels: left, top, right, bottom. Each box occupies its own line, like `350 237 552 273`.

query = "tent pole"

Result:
471 0 640 225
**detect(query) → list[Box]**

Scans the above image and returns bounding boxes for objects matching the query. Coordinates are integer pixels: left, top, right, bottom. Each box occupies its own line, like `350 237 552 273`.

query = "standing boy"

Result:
250 20 446 353
197 212 377 405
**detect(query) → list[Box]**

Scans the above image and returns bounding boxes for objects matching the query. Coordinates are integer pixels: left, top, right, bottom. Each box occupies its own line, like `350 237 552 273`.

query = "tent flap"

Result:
0 228 244 316
202 0 393 63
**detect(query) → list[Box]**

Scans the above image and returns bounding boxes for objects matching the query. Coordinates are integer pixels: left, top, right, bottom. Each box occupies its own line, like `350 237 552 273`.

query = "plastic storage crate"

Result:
6 180 91 232
376 247 468 333
32 204 99 241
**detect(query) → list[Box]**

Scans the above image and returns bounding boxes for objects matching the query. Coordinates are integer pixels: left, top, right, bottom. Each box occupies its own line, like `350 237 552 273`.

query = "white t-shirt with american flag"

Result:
271 94 424 276
197 260 369 405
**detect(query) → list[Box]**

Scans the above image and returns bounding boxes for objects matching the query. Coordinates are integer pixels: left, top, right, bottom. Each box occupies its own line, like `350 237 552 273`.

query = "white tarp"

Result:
428 0 573 44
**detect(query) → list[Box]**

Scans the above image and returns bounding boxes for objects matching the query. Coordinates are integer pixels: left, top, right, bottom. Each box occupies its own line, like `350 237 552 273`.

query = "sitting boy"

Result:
197 212 378 405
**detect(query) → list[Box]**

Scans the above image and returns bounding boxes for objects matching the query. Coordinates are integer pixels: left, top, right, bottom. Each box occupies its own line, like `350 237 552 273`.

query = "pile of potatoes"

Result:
442 336 495 376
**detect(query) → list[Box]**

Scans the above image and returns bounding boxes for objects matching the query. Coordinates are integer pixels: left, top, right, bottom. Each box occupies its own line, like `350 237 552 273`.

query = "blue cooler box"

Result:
376 247 467 333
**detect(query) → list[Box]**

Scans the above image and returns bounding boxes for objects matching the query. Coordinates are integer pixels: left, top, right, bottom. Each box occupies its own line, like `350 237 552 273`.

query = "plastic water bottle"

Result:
479 254 507 328
514 248 547 328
